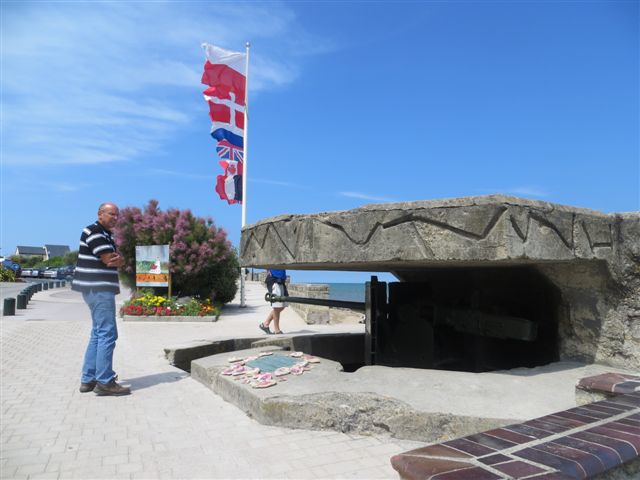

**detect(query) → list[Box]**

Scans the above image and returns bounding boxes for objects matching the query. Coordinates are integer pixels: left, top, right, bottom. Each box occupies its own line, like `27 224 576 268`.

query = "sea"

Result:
327 283 365 303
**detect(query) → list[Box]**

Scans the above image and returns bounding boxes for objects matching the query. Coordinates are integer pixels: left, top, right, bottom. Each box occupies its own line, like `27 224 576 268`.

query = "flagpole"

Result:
239 42 250 308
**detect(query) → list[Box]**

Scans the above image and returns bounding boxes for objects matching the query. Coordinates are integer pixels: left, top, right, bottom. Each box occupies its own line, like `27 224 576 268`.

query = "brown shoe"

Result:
79 380 96 393
94 379 131 396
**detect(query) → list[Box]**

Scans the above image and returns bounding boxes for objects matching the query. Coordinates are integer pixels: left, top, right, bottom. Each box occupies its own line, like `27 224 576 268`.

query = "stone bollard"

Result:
3 298 16 316
16 294 27 309
43 282 49 290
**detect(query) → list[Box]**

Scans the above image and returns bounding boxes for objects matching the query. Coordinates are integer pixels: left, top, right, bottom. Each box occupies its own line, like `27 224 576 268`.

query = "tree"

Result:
62 251 78 266
114 200 239 304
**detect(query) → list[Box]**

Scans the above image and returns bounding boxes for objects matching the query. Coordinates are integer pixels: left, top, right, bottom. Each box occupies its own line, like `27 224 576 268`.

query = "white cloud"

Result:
339 191 396 202
507 186 549 198
251 178 309 189
1 2 315 167
148 169 211 180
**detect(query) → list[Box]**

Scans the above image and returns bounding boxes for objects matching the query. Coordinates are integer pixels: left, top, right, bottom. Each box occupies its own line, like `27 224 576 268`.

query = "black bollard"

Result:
16 294 27 309
61 281 66 287
43 282 49 290
3 298 16 316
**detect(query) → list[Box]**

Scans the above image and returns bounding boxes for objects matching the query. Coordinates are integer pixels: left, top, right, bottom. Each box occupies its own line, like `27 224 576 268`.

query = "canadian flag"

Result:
215 160 243 204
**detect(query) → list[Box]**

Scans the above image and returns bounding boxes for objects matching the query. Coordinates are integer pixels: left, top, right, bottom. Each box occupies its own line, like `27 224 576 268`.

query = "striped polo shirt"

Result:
71 222 120 294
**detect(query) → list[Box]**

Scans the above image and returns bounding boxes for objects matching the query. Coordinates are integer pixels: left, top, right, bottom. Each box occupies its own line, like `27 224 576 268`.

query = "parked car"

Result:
43 267 58 279
57 265 75 279
30 268 44 278
2 260 21 277
21 268 38 278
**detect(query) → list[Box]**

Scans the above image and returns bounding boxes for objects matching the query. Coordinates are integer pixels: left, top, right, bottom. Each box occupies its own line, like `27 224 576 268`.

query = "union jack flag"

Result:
216 139 244 163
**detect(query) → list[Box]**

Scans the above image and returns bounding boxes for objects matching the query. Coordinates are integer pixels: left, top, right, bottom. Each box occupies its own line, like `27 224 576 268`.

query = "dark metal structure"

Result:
266 270 558 373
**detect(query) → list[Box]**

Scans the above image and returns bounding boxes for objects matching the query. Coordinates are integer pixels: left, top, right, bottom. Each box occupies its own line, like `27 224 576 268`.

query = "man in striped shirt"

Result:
72 202 130 396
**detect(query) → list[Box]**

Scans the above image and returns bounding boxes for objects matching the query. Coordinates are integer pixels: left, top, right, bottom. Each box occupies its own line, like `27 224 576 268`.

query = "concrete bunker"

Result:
241 195 640 372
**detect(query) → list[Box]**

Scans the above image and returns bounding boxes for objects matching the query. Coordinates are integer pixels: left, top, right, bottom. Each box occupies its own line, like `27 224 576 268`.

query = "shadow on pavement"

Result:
218 305 262 317
124 371 189 390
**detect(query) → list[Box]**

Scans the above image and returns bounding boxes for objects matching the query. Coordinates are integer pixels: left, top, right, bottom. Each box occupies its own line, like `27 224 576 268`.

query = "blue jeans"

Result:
81 291 118 384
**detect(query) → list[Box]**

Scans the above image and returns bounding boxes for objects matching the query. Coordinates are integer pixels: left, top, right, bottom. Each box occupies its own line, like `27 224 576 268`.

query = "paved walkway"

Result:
1 282 421 479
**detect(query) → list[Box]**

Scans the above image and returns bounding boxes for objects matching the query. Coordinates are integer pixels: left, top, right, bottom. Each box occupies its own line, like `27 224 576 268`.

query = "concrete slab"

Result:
191 343 639 443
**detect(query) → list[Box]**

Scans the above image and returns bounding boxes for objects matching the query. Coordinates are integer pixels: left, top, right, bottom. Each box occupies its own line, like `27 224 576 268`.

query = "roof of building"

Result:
44 245 71 258
15 246 46 255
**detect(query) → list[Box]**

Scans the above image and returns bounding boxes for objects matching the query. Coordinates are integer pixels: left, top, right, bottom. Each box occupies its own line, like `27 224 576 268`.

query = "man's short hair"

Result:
98 202 116 213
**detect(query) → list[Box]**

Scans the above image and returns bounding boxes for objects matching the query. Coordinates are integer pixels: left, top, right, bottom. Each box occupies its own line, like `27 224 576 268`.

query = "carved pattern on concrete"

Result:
241 195 615 269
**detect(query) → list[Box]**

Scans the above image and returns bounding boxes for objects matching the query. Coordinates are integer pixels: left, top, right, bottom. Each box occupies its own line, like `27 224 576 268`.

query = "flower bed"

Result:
120 291 221 320
122 314 219 323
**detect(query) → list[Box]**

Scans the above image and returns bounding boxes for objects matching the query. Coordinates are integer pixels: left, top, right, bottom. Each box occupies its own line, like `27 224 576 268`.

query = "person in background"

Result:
259 269 288 334
72 202 130 396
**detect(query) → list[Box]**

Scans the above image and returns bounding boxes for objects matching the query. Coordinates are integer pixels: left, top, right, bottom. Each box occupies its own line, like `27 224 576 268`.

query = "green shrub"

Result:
0 267 16 282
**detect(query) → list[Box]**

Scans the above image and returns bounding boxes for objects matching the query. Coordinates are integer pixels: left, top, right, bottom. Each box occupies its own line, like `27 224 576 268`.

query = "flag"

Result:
202 43 246 203
215 160 243 204
216 139 244 163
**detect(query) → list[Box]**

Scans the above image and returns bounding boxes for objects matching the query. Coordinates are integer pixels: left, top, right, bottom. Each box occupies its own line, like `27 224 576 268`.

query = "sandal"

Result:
258 323 272 334
274 330 284 335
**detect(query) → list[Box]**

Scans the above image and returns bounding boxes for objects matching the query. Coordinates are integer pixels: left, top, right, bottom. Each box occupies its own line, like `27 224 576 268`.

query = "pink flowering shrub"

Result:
114 199 239 303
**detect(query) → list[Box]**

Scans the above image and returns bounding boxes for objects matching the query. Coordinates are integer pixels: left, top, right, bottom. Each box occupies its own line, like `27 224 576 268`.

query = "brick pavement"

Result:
1 283 421 479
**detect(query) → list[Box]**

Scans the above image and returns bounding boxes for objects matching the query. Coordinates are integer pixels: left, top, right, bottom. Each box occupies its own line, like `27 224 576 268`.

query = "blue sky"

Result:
2 1 638 284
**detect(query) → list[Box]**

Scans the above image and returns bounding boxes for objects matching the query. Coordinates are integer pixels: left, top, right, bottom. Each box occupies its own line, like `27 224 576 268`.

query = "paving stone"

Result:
28 472 60 479
15 462 47 476
322 458 365 475
102 453 130 466
0 284 423 479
